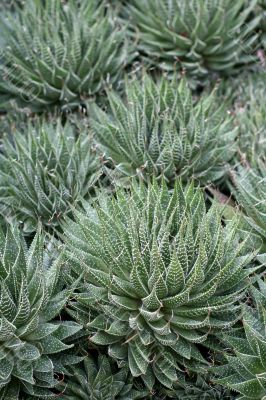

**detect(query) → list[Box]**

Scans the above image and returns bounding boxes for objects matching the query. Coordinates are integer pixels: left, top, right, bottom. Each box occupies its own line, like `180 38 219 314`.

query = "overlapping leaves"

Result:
128 0 259 81
60 354 149 400
0 0 131 111
232 73 266 163
0 226 82 398
64 180 257 389
0 119 102 234
232 163 266 256
91 75 237 185
215 278 266 400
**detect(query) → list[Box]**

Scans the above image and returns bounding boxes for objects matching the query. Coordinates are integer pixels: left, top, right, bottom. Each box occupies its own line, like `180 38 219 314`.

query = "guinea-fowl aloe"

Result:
215 278 266 399
128 0 259 82
91 75 237 185
60 354 149 399
63 180 257 390
0 0 131 111
0 225 82 398
231 163 266 260
0 119 102 234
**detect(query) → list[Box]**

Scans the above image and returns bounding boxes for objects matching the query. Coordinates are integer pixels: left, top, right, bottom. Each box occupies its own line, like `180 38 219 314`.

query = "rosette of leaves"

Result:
0 119 102 234
127 0 259 82
164 374 235 399
0 225 82 399
214 279 266 400
60 354 149 399
0 0 131 111
64 179 257 390
91 75 237 185
231 163 266 260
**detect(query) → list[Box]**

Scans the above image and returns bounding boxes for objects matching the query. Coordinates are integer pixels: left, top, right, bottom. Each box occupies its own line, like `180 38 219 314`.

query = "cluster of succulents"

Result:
0 1 264 399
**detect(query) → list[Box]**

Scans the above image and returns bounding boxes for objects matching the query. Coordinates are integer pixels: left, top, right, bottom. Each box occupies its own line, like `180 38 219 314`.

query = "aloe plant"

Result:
215 278 266 400
128 0 259 82
60 354 149 399
165 374 235 399
0 119 102 234
91 74 237 185
232 72 266 163
231 163 266 262
64 180 257 390
0 0 131 111
0 225 82 398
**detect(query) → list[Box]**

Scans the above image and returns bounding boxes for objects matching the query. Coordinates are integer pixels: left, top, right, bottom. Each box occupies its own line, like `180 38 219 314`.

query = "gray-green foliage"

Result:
0 226 82 399
165 374 235 399
128 0 259 82
60 355 149 400
232 73 266 163
0 108 37 139
0 119 102 234
91 75 237 185
64 180 257 390
258 0 266 47
232 163 266 255
215 278 266 400
0 0 263 397
0 0 24 11
259 0 266 7
0 0 131 111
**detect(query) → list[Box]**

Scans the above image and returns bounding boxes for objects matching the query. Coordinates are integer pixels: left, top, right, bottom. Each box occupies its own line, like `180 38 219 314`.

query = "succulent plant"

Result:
64 179 257 390
165 374 235 399
215 278 266 400
0 225 82 398
231 163 266 258
60 354 149 399
0 0 131 111
0 119 102 234
230 72 266 163
127 0 259 82
91 74 237 185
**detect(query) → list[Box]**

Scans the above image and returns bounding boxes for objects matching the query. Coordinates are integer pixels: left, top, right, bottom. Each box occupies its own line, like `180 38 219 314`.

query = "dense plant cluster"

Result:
0 1 265 399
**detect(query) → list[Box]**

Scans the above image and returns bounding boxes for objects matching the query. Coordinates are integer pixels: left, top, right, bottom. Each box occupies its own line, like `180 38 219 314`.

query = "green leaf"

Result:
40 336 72 354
